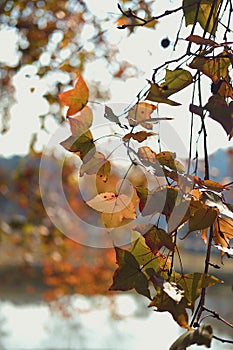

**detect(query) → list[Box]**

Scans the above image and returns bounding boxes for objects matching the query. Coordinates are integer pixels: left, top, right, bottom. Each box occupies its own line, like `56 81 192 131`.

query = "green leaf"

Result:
146 69 192 106
109 247 151 299
160 69 193 97
60 130 95 160
146 82 181 106
183 0 221 34
178 273 223 311
130 232 160 271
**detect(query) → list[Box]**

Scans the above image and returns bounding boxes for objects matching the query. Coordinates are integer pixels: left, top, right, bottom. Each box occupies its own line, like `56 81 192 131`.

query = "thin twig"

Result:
117 3 184 29
202 306 233 328
213 335 233 344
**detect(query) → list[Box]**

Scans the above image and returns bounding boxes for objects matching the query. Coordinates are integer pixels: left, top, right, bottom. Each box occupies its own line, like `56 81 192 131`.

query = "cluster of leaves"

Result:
58 72 232 330
58 0 233 347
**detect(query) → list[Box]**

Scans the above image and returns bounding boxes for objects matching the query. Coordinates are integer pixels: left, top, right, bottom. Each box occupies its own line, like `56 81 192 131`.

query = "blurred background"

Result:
0 0 232 349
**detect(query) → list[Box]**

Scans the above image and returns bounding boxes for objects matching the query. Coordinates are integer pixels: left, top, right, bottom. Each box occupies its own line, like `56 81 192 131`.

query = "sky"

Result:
0 0 232 160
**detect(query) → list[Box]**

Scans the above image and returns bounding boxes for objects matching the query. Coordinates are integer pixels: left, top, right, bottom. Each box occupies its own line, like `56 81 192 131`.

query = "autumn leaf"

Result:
211 79 233 98
178 273 222 311
68 106 93 136
159 69 193 97
101 189 139 229
212 217 233 253
80 151 110 177
189 54 231 82
104 105 121 125
169 324 213 350
204 95 233 139
87 192 132 213
60 130 95 159
185 200 219 236
130 232 170 272
146 82 181 106
109 247 151 299
123 131 157 143
183 0 221 34
97 160 111 183
144 226 174 253
146 69 193 106
156 151 185 173
58 74 89 116
185 35 218 47
149 292 190 329
127 102 157 129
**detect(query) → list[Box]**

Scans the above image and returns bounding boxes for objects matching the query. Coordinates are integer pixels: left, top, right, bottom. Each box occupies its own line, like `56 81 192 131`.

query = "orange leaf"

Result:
59 74 89 116
123 131 157 143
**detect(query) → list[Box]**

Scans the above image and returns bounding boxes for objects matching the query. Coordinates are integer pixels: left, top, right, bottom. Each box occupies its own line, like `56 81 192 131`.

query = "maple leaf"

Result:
59 74 89 116
109 247 151 299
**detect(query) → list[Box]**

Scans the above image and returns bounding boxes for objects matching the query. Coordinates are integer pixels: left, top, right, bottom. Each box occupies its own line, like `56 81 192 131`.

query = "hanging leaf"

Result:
149 292 191 329
97 160 111 183
185 35 218 47
156 151 186 173
189 54 231 82
185 200 219 236
99 189 139 229
127 102 157 129
204 95 233 139
146 69 193 106
87 192 132 213
183 0 221 34
212 217 233 254
178 272 222 311
68 106 93 136
146 82 181 106
59 74 89 116
212 79 233 99
130 231 171 273
123 131 157 143
159 69 193 97
144 226 174 253
104 105 121 125
80 151 111 178
60 130 95 160
109 247 151 299
169 324 213 350
136 186 149 212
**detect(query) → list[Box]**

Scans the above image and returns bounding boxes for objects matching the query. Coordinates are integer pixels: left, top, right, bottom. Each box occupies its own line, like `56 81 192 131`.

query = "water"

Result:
0 291 232 350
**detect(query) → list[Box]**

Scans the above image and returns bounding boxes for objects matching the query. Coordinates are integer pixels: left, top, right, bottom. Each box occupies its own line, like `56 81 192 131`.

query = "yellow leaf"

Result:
127 102 157 130
183 0 221 34
189 54 231 82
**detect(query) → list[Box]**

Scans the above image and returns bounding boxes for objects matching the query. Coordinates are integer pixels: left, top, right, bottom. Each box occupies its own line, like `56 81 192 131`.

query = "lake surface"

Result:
0 285 232 350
